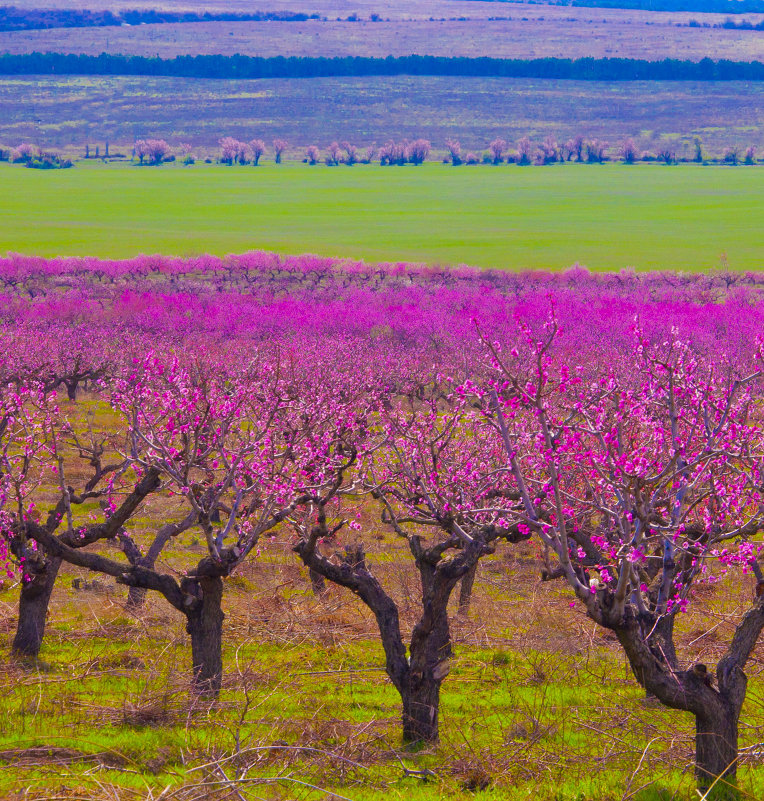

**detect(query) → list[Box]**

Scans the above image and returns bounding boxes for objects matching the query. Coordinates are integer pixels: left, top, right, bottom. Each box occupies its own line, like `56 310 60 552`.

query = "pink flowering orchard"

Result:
473 317 764 792
1 253 764 793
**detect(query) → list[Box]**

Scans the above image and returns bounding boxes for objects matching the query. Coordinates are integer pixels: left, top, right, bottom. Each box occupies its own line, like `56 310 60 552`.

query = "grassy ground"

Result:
1 75 762 157
1 528 763 800
0 160 762 272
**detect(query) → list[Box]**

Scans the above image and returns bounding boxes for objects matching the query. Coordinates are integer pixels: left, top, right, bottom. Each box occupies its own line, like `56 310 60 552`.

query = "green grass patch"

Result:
0 160 762 271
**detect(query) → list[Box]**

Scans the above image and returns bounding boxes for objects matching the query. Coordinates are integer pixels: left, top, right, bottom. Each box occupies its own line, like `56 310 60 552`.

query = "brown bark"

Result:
309 567 327 597
294 528 488 745
402 673 442 743
457 562 477 617
696 705 739 791
12 555 61 658
610 598 764 794
185 575 225 698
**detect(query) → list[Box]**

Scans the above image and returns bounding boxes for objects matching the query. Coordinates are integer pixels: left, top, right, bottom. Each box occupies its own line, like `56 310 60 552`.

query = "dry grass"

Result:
1 13 762 62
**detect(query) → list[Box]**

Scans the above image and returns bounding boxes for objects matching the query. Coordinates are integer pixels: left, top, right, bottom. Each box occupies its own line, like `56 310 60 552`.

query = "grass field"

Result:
2 75 761 158
0 161 762 272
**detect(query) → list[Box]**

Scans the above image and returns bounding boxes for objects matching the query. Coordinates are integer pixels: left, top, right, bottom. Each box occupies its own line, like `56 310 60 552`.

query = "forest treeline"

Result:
0 7 322 32
0 52 763 81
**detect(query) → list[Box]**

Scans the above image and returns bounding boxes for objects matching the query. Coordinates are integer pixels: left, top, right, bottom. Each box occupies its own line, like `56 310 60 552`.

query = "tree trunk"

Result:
458 562 477 616
402 674 441 743
185 576 224 698
309 567 327 597
64 379 78 401
695 707 739 793
403 562 454 744
13 556 61 659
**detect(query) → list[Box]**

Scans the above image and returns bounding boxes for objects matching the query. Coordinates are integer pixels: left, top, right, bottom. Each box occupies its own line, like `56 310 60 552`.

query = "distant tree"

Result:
559 140 574 162
724 145 740 165
537 136 559 165
445 139 462 166
619 137 640 164
569 134 585 162
379 141 408 166
10 142 37 163
249 139 266 165
489 137 507 164
178 142 194 165
326 141 342 166
657 145 677 165
362 143 377 164
408 139 430 165
516 136 533 166
342 141 357 166
135 138 169 166
693 136 704 162
273 138 287 164
305 145 320 165
585 139 607 163
465 151 479 165
219 137 247 165
744 144 757 165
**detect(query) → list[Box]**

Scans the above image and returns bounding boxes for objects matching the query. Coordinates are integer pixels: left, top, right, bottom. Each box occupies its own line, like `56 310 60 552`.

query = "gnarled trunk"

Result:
696 706 739 793
458 562 477 617
185 576 225 698
403 560 455 744
13 556 61 659
63 379 79 401
309 567 327 597
402 672 441 743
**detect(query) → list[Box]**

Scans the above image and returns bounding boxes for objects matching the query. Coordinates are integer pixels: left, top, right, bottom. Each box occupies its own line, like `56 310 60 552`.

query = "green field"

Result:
1 161 762 271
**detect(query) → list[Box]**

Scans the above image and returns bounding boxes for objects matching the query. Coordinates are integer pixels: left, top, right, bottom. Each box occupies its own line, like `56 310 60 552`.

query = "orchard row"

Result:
3 135 761 169
2 254 764 794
